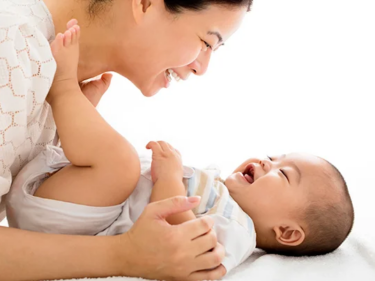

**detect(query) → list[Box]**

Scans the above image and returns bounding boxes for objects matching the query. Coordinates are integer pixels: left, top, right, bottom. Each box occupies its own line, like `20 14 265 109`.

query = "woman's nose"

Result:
188 49 212 76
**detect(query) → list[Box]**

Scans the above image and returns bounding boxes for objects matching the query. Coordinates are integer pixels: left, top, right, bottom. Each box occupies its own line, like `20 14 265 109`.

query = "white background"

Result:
1 0 374 234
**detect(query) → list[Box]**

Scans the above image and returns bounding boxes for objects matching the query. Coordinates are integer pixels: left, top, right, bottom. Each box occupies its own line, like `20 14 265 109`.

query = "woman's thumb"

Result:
101 73 113 88
147 196 200 221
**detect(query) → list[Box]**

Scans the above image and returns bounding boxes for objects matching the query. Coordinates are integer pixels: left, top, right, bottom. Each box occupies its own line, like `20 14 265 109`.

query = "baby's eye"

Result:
280 169 289 182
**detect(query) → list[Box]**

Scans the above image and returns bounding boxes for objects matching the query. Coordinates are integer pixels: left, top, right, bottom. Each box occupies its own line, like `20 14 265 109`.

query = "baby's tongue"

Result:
244 174 254 184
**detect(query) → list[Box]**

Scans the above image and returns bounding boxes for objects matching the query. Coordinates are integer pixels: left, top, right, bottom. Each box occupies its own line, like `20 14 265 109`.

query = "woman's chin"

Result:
138 78 165 97
140 87 161 97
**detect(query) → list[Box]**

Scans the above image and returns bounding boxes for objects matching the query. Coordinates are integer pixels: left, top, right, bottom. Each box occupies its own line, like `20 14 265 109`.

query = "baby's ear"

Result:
273 224 305 246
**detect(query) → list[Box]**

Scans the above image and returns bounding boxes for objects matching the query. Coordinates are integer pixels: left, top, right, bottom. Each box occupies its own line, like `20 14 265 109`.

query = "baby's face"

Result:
225 153 324 230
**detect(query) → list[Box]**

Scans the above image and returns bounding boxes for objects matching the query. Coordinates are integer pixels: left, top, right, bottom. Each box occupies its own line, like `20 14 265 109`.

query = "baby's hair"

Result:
265 158 354 256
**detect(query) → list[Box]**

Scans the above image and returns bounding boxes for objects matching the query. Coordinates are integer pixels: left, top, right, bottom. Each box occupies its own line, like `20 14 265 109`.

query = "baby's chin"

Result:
224 173 242 194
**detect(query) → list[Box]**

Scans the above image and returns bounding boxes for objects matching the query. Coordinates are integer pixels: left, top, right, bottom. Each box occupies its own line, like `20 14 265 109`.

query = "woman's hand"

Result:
117 196 227 281
146 141 183 183
80 73 112 107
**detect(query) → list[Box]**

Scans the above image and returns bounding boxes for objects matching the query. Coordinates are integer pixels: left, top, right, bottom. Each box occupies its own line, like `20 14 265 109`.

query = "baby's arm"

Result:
146 141 196 225
35 24 140 206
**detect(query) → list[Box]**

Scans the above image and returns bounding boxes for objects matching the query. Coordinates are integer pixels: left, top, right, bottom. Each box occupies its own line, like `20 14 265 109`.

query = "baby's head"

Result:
225 153 354 256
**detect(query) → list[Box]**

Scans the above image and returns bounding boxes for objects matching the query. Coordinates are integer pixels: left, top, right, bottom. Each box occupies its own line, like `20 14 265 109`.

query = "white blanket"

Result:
53 218 375 281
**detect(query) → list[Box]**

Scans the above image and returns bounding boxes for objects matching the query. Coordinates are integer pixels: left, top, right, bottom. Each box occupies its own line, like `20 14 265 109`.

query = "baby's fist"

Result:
146 141 183 183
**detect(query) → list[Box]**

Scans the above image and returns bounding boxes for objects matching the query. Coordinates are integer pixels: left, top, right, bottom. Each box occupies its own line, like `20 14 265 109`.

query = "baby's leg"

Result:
35 23 140 207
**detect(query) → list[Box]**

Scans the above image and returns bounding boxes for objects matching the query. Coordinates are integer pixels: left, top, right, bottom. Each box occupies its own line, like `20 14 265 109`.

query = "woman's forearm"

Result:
0 226 126 281
150 176 196 225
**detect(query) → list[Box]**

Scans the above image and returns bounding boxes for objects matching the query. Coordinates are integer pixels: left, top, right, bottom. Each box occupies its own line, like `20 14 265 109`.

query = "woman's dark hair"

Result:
164 0 253 13
89 0 253 16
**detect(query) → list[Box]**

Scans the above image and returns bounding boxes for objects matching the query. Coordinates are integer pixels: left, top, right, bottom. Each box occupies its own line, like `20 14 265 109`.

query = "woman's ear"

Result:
132 0 155 24
273 223 305 246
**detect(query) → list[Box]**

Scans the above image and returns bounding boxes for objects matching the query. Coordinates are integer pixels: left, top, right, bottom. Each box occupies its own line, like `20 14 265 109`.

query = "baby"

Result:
6 24 354 274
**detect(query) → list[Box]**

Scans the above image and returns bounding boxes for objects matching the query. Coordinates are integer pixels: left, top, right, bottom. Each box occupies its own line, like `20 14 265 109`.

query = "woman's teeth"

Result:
166 69 181 82
165 70 172 82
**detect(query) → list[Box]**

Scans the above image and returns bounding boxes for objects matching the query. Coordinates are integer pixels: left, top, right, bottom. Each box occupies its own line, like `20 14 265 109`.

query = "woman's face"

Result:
114 1 247 97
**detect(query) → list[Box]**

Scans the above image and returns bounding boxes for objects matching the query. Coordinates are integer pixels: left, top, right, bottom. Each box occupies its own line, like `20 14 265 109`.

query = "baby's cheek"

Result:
258 177 285 205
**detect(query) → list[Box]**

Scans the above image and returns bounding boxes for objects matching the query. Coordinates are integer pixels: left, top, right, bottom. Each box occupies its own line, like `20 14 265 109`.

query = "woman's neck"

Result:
44 0 132 82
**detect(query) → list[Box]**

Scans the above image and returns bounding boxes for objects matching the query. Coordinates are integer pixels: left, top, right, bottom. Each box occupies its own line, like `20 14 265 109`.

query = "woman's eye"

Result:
213 44 224 52
267 155 273 161
202 40 212 50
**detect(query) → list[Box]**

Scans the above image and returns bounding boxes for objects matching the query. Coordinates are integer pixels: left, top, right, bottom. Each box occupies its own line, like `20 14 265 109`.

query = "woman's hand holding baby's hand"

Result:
146 141 183 183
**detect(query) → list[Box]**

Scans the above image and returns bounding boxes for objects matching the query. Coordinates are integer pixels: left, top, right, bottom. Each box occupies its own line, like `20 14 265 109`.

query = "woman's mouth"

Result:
163 69 184 88
165 69 182 83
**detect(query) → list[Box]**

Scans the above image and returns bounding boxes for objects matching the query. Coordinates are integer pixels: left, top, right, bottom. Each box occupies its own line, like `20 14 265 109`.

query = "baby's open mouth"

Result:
243 164 255 184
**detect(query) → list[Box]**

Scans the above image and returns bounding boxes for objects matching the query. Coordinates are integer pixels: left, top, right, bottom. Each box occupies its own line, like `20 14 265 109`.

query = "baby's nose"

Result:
259 159 272 173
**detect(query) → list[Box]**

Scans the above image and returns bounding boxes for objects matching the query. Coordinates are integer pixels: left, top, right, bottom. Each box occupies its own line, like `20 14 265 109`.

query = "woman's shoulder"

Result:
0 0 55 42
0 0 56 100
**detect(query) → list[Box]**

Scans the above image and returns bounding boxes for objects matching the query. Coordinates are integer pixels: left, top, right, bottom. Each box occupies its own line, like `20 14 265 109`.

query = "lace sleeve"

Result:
0 14 56 208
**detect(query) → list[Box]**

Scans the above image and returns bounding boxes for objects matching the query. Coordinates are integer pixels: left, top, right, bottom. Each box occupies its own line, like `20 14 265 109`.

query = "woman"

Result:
0 0 252 280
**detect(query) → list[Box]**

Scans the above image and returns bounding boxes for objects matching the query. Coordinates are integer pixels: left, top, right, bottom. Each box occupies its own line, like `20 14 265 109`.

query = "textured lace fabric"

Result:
0 0 57 218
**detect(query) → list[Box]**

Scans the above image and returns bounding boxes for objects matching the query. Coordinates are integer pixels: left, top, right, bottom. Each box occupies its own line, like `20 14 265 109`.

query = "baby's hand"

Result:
146 141 183 183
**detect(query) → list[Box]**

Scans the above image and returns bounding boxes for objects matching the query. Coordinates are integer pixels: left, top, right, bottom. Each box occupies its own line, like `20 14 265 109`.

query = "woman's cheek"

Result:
174 42 201 67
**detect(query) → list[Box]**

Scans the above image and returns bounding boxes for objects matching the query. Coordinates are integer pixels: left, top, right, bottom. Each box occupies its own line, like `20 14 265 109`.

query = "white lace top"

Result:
0 0 57 221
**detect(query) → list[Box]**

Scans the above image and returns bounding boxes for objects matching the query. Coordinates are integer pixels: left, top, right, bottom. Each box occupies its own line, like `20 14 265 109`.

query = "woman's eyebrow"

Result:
207 31 223 44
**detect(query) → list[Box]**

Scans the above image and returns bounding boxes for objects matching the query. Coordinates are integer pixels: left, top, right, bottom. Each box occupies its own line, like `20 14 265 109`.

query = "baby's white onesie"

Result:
6 145 256 273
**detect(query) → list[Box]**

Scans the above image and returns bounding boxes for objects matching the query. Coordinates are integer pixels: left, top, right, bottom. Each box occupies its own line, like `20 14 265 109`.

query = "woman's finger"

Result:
193 243 225 271
144 196 200 221
190 229 217 255
188 264 227 281
178 216 214 240
101 73 112 91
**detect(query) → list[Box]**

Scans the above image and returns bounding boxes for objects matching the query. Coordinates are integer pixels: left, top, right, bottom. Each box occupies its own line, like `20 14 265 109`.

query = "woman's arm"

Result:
0 226 122 281
0 197 226 281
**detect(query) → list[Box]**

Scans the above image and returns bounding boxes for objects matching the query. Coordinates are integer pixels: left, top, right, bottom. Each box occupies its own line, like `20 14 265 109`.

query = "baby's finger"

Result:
167 142 178 152
157 141 170 152
146 141 156 150
146 141 162 153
